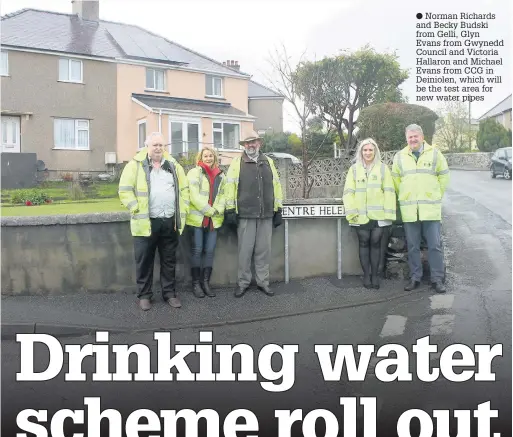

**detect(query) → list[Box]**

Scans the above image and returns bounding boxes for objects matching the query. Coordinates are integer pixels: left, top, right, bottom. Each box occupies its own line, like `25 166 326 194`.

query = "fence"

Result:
27 150 492 202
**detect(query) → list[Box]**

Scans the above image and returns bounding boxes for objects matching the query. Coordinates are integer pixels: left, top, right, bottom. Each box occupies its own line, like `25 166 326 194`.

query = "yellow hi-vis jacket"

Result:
185 166 226 229
391 143 450 222
343 161 397 225
224 155 283 213
118 149 190 236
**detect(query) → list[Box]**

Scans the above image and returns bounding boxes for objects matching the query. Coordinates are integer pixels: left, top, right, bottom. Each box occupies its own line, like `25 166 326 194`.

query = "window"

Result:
59 58 83 82
138 120 147 149
0 51 8 76
54 119 89 150
213 122 240 149
146 68 165 91
169 120 200 156
206 75 223 97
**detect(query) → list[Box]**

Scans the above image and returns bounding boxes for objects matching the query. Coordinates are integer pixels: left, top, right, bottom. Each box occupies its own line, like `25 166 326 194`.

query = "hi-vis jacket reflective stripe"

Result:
343 161 396 225
224 155 283 213
391 143 450 222
185 166 226 229
118 149 190 236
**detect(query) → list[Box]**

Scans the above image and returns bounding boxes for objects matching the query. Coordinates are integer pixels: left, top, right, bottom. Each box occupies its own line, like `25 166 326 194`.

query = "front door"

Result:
169 119 200 157
1 116 21 153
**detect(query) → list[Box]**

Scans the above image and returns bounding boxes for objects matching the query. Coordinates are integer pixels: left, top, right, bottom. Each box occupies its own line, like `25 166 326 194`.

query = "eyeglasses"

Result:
151 144 164 148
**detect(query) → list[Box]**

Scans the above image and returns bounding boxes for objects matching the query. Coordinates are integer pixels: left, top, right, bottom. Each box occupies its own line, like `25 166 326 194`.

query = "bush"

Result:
476 119 512 152
357 103 438 151
11 189 51 205
69 183 86 201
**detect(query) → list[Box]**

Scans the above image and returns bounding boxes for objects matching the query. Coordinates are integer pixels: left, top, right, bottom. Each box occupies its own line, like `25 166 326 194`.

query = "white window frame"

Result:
212 121 241 150
146 68 166 91
206 75 223 98
0 51 8 76
53 118 90 150
168 116 202 155
58 58 83 83
138 119 147 149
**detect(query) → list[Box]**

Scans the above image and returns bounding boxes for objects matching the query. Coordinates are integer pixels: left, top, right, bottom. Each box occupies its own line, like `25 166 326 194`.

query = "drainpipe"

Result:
158 109 162 133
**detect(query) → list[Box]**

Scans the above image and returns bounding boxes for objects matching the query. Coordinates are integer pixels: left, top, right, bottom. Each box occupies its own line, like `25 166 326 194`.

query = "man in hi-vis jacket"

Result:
224 132 283 298
119 132 190 311
391 124 450 294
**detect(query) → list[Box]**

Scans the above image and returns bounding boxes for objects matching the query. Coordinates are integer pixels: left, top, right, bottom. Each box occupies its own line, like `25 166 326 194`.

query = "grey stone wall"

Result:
444 152 493 170
1 208 362 295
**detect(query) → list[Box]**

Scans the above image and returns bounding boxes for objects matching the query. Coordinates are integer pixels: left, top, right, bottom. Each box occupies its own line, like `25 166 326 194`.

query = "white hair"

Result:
144 132 164 147
405 124 423 135
355 138 382 167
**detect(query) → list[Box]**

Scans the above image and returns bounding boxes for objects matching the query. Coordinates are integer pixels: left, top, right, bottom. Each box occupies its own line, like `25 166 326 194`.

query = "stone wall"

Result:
444 152 492 170
1 206 362 296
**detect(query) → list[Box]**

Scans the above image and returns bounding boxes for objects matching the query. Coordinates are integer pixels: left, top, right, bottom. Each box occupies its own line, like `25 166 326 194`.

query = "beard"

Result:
246 147 259 157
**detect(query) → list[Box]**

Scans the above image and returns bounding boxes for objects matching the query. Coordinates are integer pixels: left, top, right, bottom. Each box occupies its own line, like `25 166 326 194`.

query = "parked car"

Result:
264 152 302 165
490 147 512 180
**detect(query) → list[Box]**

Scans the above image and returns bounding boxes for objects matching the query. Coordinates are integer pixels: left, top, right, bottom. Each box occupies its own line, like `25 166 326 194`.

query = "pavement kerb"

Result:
1 289 416 340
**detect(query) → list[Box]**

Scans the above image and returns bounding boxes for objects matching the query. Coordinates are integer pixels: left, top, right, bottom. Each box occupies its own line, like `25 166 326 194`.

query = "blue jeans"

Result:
404 220 444 282
190 226 218 268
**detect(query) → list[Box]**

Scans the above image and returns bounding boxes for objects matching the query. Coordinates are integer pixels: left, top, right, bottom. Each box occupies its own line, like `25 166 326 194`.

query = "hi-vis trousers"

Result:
237 218 273 288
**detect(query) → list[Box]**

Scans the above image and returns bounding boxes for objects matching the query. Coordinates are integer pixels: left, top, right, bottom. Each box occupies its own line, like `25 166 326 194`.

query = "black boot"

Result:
202 267 216 297
191 267 205 298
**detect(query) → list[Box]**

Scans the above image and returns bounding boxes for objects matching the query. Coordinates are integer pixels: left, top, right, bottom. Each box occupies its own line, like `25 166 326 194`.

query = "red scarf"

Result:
198 162 221 229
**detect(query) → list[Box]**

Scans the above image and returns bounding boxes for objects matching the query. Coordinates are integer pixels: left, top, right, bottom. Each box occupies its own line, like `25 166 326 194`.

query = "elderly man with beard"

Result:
224 132 283 297
391 124 450 294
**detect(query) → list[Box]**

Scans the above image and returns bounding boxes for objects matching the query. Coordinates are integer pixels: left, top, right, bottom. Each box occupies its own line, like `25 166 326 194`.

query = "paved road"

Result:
2 169 511 436
446 169 512 225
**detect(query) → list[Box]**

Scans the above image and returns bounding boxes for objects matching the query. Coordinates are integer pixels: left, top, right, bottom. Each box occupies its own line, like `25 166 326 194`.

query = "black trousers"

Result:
133 217 178 300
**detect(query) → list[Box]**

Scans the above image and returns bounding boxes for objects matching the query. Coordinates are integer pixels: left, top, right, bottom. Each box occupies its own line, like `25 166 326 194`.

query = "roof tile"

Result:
1 8 251 77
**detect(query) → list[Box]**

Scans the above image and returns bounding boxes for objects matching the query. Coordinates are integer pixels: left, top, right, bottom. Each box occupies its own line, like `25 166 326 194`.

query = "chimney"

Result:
224 60 240 71
72 0 99 21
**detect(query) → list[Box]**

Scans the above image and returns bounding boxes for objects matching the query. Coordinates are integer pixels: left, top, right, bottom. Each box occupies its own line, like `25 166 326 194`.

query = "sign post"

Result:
282 202 345 283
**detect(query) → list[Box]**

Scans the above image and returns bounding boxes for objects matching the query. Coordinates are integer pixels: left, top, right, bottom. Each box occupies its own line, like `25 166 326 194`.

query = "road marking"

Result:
430 315 455 335
430 294 454 310
380 315 407 337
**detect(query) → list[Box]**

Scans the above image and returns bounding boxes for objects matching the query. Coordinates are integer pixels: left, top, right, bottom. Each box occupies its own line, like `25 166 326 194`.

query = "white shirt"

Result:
149 159 176 218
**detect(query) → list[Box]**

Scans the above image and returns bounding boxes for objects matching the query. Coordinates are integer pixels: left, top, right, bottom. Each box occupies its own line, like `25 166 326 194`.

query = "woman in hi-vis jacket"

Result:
343 138 396 289
186 146 226 298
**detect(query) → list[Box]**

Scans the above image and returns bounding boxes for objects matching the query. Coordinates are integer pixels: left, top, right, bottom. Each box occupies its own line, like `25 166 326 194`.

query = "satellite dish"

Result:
36 160 46 171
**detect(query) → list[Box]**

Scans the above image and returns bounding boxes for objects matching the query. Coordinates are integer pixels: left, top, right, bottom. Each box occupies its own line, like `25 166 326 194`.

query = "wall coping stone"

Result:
1 212 130 227
1 200 346 227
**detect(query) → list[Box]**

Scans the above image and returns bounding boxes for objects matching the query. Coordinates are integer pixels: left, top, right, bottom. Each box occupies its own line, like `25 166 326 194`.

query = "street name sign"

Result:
282 204 345 219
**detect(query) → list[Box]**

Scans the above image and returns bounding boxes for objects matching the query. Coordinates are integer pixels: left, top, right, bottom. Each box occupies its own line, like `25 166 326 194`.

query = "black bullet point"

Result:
416 13 423 19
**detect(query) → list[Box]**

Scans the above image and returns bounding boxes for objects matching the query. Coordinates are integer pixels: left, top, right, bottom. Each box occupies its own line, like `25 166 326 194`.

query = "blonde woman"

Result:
343 138 396 289
186 147 225 298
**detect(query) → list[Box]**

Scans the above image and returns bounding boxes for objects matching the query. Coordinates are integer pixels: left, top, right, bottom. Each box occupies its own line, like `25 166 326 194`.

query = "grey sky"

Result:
1 0 511 133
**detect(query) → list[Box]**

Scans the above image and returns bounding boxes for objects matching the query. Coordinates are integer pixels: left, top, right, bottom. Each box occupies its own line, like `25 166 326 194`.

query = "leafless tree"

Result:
262 44 333 198
434 102 475 152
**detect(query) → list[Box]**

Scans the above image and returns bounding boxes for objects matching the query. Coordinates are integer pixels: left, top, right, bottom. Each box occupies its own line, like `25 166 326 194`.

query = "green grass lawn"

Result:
1 182 119 202
1 198 126 217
